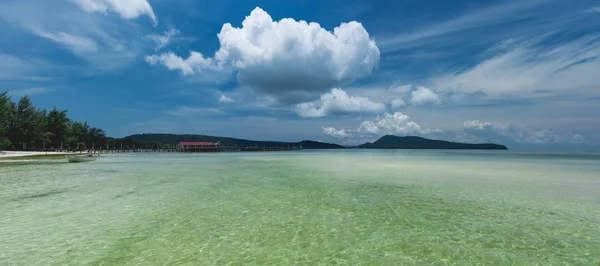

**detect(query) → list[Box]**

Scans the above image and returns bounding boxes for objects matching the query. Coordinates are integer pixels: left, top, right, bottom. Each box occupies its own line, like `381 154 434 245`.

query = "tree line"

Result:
0 91 167 151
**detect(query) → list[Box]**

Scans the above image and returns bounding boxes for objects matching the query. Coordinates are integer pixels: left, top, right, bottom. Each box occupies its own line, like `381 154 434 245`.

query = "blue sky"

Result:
1 0 599 150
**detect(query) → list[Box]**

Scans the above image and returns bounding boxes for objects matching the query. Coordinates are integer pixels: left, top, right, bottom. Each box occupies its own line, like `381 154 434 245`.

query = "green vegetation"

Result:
0 91 11 149
0 90 167 151
0 90 107 151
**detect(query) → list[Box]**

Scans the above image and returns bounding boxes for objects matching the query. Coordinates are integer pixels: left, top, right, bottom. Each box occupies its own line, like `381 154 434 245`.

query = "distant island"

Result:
126 134 508 150
357 135 508 150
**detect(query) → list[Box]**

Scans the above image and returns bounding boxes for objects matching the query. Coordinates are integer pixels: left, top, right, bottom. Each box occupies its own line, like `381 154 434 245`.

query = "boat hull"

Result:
66 155 97 163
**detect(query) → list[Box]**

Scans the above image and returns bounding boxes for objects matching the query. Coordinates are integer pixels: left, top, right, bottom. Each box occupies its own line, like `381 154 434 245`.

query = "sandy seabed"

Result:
1 151 599 265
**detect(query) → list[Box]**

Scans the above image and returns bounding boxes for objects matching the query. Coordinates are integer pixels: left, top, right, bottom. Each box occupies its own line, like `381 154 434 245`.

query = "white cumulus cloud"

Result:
357 112 434 136
410 86 441 105
295 88 385 118
219 95 234 103
322 127 350 138
463 120 493 130
322 112 437 141
146 7 380 103
72 0 157 25
145 52 220 76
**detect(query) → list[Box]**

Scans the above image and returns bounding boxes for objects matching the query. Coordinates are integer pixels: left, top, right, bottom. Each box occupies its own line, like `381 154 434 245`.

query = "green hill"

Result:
357 135 508 150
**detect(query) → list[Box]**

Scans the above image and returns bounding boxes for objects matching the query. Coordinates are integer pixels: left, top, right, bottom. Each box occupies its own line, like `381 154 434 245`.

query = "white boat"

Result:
66 154 97 163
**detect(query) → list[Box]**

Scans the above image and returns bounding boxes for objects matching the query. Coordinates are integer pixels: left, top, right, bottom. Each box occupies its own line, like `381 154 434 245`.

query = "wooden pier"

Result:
48 141 303 154
177 142 302 153
178 142 302 153
67 147 302 155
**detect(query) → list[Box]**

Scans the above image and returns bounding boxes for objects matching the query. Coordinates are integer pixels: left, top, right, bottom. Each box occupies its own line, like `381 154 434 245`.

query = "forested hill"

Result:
357 135 508 150
125 133 345 149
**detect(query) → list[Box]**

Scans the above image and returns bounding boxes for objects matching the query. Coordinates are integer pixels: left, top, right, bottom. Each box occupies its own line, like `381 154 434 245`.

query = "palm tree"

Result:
41 132 54 150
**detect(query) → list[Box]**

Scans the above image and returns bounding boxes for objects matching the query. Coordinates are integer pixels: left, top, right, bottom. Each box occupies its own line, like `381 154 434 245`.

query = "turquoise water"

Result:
1 151 599 265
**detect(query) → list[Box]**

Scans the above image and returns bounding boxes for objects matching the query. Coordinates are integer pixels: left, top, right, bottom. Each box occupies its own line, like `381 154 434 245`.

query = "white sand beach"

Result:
0 151 73 159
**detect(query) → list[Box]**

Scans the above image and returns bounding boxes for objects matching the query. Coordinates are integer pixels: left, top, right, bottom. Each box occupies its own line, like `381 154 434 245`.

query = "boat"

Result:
66 154 98 163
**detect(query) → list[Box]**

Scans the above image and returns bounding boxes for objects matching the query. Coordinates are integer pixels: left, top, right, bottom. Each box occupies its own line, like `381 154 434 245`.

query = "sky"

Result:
1 0 599 150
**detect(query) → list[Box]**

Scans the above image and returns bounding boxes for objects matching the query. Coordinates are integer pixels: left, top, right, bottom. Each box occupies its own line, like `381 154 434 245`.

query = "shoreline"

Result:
0 151 75 160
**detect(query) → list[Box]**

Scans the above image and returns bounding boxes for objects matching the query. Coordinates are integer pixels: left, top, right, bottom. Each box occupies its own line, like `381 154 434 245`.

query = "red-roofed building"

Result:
178 141 220 152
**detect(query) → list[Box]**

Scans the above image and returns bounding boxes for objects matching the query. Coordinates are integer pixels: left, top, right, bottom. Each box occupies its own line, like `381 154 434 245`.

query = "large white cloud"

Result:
295 88 385 118
72 0 157 24
146 7 380 103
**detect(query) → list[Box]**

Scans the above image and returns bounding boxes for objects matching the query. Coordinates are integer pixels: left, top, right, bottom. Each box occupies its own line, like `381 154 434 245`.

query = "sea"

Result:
1 150 599 265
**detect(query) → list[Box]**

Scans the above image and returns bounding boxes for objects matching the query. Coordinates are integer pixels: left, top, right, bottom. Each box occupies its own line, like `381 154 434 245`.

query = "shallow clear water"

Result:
1 151 599 265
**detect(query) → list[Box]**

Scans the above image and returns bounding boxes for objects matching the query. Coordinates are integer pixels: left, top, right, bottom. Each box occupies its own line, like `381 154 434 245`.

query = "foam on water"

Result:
1 151 599 265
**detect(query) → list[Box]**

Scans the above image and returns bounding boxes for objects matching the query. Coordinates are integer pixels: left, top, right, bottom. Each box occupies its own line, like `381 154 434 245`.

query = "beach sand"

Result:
0 151 73 159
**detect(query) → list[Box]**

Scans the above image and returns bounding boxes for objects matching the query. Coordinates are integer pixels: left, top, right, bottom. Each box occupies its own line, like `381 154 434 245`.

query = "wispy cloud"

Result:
463 120 588 144
433 35 600 100
38 31 98 53
0 53 48 81
148 27 179 50
71 0 157 25
0 0 151 71
583 7 600 14
377 0 553 51
7 87 52 97
164 106 225 116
